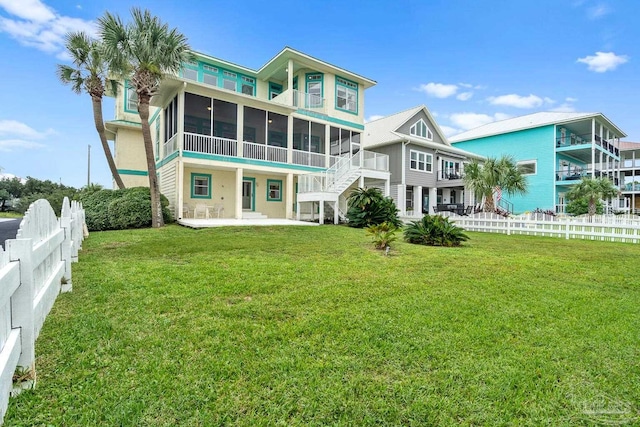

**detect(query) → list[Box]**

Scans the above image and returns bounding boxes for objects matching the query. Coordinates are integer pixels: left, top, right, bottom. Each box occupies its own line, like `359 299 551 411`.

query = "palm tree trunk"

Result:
588 197 597 216
138 98 164 228
92 95 125 189
485 193 496 213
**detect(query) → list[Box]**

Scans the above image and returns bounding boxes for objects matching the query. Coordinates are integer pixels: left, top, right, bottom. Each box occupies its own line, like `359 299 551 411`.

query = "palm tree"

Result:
463 156 527 213
98 8 192 227
567 177 620 216
57 32 125 189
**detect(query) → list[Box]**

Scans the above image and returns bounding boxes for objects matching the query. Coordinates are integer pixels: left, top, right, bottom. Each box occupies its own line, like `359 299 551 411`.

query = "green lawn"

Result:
0 212 21 218
5 225 640 426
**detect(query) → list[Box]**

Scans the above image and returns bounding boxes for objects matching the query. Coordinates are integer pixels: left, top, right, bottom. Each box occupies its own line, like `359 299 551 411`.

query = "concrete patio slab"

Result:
178 218 319 228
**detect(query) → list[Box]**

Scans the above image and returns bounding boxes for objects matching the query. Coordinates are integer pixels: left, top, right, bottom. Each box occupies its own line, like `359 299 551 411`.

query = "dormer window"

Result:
410 119 433 140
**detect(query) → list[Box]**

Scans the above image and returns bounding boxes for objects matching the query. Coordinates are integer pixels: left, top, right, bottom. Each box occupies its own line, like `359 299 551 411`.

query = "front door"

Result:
242 179 254 211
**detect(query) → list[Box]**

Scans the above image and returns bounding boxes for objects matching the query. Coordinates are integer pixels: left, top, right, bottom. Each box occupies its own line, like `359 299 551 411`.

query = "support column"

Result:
384 179 390 197
397 184 405 215
414 186 422 217
325 125 331 168
285 173 294 219
359 175 364 188
429 187 437 214
591 118 596 177
237 104 244 158
235 168 243 219
287 115 293 164
319 201 324 225
177 159 184 219
287 59 294 105
334 200 339 224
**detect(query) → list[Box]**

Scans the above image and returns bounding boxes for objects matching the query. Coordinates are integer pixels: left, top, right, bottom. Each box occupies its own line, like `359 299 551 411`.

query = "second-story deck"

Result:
163 132 388 172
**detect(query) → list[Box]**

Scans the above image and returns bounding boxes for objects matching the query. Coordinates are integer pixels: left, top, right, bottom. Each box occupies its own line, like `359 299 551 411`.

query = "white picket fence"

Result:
436 212 640 243
0 197 86 423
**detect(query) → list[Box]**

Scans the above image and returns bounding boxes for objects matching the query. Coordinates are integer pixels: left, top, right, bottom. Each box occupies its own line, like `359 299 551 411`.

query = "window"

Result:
223 71 237 91
336 77 358 113
410 150 432 172
125 82 138 113
269 82 283 99
306 73 323 108
164 95 178 142
410 119 433 140
517 160 537 175
203 65 218 86
267 179 282 201
191 173 211 198
182 61 198 81
241 76 255 96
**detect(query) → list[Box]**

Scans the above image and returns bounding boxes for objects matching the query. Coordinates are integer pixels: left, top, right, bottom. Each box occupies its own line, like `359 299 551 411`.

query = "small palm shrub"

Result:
404 214 469 247
347 187 401 228
365 222 398 250
566 197 604 216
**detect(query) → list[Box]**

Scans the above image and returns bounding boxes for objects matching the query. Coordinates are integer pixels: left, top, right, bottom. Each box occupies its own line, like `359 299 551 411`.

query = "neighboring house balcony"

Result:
556 132 620 160
555 169 619 186
437 169 465 182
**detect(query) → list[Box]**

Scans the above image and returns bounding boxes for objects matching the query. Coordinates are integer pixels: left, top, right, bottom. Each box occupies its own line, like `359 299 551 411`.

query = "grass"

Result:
0 211 21 218
5 225 640 426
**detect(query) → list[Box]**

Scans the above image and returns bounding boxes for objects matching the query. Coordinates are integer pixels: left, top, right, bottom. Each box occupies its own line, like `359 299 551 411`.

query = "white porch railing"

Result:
183 132 237 157
292 149 326 168
271 89 326 113
438 169 464 181
242 142 288 163
163 134 178 158
361 150 389 171
0 198 86 423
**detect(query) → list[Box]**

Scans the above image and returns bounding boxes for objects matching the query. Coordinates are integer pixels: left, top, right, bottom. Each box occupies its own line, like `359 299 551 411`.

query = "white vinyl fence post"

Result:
60 198 72 292
7 239 36 373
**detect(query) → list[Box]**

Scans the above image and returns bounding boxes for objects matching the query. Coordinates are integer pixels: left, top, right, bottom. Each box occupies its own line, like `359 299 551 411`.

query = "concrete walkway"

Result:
178 218 319 228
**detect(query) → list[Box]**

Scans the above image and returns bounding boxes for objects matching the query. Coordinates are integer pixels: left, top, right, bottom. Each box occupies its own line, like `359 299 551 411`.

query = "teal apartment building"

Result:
450 112 627 214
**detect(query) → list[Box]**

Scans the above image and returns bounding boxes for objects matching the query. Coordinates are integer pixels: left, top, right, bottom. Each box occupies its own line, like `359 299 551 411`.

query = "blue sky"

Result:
0 0 638 187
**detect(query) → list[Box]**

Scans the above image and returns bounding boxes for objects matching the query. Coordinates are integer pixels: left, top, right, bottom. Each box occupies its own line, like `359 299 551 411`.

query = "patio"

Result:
178 218 319 228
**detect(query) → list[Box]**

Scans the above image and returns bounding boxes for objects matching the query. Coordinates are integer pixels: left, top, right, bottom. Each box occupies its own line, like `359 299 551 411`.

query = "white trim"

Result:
409 149 433 173
409 119 433 141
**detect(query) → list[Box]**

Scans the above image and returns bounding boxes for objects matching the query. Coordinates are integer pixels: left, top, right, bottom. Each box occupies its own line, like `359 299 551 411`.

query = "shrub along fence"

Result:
435 212 640 244
0 197 86 423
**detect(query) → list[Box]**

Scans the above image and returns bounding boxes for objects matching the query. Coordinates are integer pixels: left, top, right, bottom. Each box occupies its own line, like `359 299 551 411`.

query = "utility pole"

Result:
87 144 91 187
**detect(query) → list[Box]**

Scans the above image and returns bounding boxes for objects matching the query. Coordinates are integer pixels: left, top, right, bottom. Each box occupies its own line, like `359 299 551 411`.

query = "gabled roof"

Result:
364 105 483 159
449 111 626 142
364 105 449 147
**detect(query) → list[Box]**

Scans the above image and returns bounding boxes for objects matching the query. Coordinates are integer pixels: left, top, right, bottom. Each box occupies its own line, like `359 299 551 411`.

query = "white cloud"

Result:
416 82 458 98
577 51 628 72
456 92 473 101
439 125 461 137
0 120 54 139
0 0 96 57
588 3 610 20
0 0 55 22
365 115 384 123
0 139 45 152
565 97 578 102
487 94 546 109
449 112 511 130
458 83 473 89
551 103 577 113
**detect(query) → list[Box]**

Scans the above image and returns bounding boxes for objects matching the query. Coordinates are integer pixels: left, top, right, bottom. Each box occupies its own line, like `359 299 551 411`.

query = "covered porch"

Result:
178 218 318 228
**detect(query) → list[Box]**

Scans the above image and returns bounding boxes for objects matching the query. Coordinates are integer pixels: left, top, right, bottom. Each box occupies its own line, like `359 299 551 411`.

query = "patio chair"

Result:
212 203 225 218
463 205 473 216
193 203 210 219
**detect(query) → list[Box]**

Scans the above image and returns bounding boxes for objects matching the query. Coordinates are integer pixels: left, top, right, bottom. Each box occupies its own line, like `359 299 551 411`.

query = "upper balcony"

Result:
271 89 326 115
556 132 620 160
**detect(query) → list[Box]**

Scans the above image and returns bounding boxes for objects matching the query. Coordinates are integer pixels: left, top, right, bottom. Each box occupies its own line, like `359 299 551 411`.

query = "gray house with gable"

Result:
363 105 483 215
